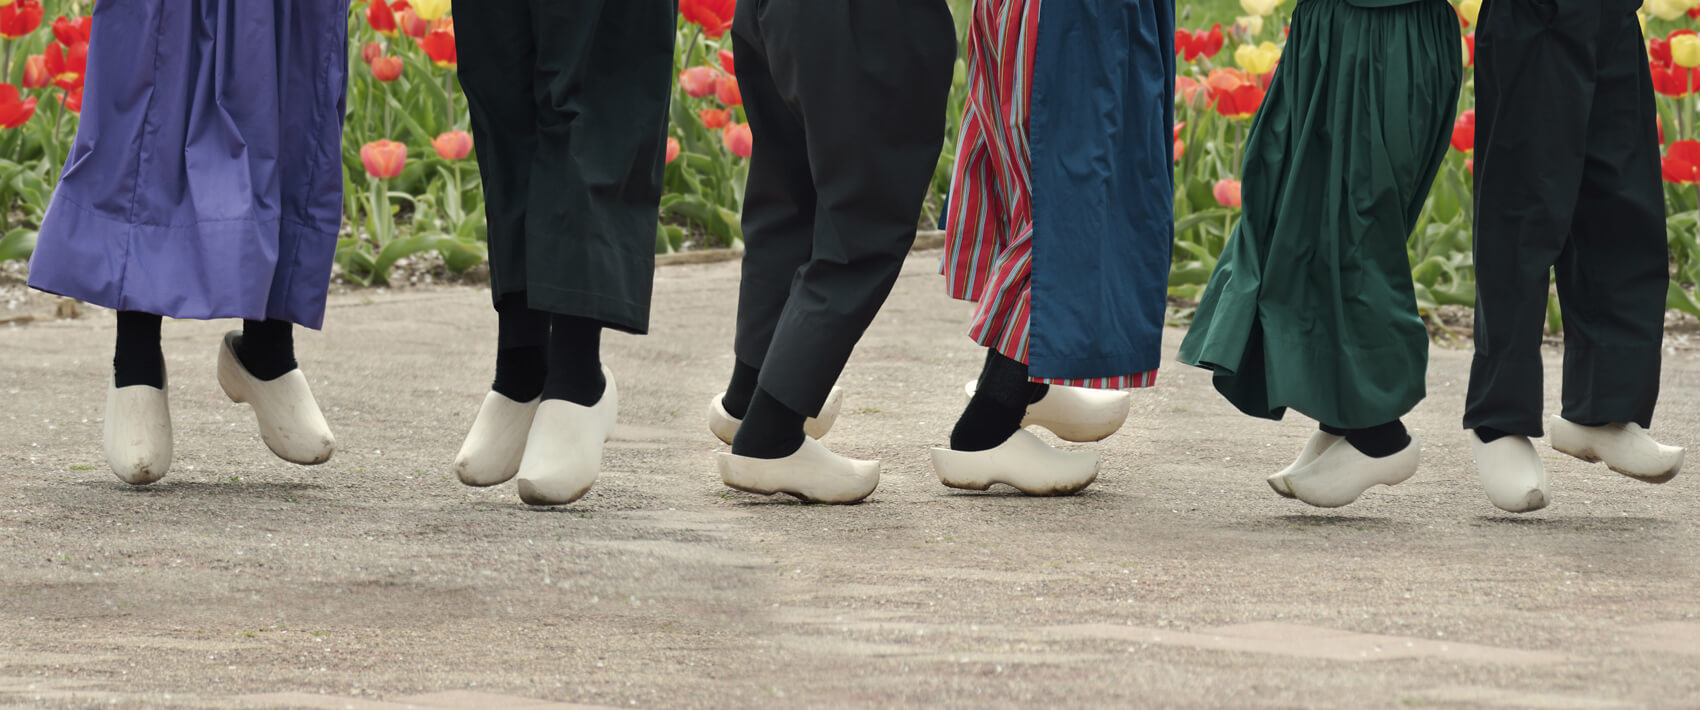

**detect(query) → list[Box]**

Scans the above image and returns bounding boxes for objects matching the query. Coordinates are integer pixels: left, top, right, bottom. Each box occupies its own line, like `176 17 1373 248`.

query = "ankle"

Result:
722 360 760 420
1344 420 1410 459
236 319 298 381
732 388 805 459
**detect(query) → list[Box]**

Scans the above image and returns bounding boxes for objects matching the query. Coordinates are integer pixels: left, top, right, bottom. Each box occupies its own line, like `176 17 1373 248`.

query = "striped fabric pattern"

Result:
941 0 1158 391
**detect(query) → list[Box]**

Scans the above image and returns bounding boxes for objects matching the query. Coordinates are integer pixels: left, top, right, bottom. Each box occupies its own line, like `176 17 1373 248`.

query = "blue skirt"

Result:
28 0 350 329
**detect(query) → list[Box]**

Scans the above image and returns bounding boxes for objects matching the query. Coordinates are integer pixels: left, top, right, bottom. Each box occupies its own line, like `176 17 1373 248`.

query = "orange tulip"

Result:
1450 110 1475 153
42 40 86 92
715 76 742 107
679 66 718 98
723 123 753 158
1213 179 1242 208
50 14 90 45
420 27 456 68
699 108 731 129
21 55 48 89
0 0 43 39
1176 75 1208 106
371 55 403 82
0 84 37 129
432 130 472 161
361 140 408 179
665 137 681 165
680 0 735 40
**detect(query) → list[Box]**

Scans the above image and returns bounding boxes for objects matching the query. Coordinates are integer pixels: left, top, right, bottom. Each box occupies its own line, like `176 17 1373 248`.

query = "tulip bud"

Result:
432 130 472 161
361 139 409 180
722 123 753 159
1213 179 1243 208
371 55 403 82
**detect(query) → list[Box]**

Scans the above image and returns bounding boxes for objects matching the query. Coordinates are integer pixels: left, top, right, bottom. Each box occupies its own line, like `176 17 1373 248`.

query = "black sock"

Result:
114 311 165 389
1475 426 1513 444
950 349 1037 452
235 319 297 382
732 387 806 459
722 360 760 419
1319 423 1349 437
541 314 606 407
493 296 548 401
1345 419 1411 459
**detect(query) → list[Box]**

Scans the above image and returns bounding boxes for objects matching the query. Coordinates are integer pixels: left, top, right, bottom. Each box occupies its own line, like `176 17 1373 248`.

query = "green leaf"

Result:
0 229 37 262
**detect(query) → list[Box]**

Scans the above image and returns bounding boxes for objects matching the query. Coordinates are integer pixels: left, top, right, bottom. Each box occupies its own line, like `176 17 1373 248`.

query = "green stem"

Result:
444 70 454 131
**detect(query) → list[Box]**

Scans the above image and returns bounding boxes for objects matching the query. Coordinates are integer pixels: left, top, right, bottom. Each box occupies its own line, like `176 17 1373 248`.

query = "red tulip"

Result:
43 41 86 92
1463 34 1475 68
715 76 742 107
420 28 456 68
1214 84 1264 119
397 7 428 39
371 55 403 82
1663 140 1700 184
1174 29 1191 58
1450 110 1475 153
0 84 36 129
21 55 48 90
368 0 398 36
681 0 735 40
59 84 80 114
699 107 731 129
432 130 472 161
50 15 91 45
1173 122 1185 162
722 122 753 158
665 137 681 165
719 49 736 77
1 1 44 40
362 42 383 65
1213 179 1242 208
679 66 718 98
1181 25 1225 62
1651 61 1695 98
361 139 409 179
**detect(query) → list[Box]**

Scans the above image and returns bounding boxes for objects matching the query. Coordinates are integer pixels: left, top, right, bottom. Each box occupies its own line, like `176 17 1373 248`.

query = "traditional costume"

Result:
1465 0 1684 513
28 0 350 484
929 0 1176 496
451 0 676 506
1178 0 1463 507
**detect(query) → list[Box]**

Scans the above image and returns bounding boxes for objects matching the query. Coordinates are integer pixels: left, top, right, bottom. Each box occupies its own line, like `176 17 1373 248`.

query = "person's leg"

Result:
951 349 1039 453
492 294 548 402
510 0 674 506
721 3 817 424
107 311 173 485
748 0 957 422
114 311 165 388
450 0 547 488
1545 8 1684 482
233 319 297 381
454 0 537 310
1464 0 1594 441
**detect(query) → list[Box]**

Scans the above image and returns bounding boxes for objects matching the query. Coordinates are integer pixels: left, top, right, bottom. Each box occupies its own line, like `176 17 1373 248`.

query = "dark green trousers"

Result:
454 0 675 334
1464 0 1668 437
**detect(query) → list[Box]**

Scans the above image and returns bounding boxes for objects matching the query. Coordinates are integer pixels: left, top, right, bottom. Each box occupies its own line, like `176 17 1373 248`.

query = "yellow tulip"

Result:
1240 0 1280 16
1235 42 1281 76
410 0 451 21
1646 0 1698 21
1674 33 1700 68
1236 15 1265 37
1458 0 1481 25
1640 10 1648 36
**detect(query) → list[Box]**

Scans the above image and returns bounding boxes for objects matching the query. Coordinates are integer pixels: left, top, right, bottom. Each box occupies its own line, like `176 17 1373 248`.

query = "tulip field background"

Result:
0 0 1698 326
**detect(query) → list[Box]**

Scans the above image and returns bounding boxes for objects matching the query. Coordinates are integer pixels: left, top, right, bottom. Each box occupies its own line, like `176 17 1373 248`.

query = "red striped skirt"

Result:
942 0 1158 390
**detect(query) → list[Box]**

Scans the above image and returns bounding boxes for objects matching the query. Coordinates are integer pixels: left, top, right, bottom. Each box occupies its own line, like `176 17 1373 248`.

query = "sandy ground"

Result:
2 254 1698 709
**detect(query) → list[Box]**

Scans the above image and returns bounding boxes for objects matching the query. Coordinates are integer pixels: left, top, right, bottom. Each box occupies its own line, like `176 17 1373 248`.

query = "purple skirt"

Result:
28 0 350 329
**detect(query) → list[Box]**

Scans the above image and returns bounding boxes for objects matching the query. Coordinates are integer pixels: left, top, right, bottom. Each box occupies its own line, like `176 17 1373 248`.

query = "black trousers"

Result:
729 0 956 415
1464 0 1669 437
455 0 675 334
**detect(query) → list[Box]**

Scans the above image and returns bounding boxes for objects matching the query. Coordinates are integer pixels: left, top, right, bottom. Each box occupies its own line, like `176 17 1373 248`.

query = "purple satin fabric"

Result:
28 0 350 329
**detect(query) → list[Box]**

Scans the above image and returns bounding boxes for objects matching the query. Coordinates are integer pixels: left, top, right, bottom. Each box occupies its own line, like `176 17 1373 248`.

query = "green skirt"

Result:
1176 0 1462 430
